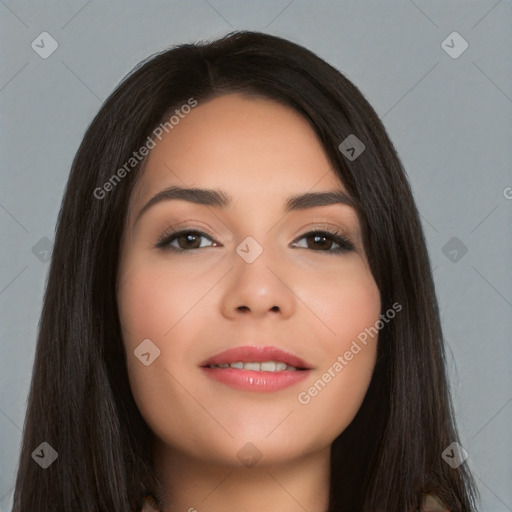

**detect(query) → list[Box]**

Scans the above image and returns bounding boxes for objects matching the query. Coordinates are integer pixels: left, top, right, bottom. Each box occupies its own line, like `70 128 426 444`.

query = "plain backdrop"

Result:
1 1 511 511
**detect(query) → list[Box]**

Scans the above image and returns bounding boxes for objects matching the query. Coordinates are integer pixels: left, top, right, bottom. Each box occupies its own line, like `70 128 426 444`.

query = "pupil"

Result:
312 235 330 250
182 234 199 248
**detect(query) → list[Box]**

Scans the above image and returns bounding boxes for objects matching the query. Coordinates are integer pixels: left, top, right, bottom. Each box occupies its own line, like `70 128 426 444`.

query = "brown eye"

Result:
155 230 217 251
291 230 355 254
175 233 203 250
306 233 333 250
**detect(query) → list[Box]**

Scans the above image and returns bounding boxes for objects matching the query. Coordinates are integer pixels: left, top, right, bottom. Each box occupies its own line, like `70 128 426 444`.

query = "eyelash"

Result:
155 227 355 255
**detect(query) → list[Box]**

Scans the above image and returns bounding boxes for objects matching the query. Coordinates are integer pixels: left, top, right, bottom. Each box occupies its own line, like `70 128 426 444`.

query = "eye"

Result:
291 229 355 254
155 228 355 254
155 229 219 252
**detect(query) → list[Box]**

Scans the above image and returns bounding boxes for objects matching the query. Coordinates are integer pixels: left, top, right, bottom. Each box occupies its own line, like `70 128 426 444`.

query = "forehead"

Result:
130 93 350 213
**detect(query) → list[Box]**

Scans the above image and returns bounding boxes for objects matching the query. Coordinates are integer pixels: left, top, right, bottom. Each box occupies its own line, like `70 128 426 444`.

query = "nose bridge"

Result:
220 232 295 318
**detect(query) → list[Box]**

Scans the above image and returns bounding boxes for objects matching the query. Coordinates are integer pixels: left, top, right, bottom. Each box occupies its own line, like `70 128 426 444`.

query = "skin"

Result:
116 93 381 512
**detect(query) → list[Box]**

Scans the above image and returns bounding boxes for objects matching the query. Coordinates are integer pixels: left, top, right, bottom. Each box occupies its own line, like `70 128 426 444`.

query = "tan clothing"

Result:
140 492 450 511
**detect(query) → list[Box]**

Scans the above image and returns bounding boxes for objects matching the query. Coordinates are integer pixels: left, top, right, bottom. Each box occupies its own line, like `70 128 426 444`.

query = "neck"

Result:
151 438 331 512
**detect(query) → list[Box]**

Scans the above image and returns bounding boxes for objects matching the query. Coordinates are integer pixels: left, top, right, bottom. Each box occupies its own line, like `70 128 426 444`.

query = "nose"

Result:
219 241 296 321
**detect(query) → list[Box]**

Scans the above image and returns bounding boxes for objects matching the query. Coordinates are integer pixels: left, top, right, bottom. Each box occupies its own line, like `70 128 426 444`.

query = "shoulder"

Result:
420 493 450 512
140 492 450 511
141 495 160 512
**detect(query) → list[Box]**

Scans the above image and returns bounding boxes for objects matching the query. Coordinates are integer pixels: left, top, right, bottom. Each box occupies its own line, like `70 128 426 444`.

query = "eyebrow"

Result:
134 185 357 225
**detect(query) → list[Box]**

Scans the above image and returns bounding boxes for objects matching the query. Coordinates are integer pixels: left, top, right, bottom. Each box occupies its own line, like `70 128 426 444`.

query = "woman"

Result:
13 31 479 511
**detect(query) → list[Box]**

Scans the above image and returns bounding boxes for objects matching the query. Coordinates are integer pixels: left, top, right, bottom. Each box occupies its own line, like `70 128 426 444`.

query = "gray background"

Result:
1 1 511 510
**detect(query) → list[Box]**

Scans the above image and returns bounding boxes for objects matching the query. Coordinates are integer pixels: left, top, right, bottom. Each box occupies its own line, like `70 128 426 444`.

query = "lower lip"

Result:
200 367 311 392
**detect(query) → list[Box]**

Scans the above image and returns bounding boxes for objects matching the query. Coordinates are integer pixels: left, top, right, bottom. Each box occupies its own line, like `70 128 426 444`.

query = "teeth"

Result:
208 360 298 371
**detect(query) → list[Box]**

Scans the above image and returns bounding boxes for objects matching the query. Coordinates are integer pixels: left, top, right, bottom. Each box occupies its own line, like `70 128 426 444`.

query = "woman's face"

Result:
117 93 381 468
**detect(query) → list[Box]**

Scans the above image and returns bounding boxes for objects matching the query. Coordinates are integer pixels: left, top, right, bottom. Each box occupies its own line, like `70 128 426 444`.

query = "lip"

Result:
200 345 313 393
200 345 313 369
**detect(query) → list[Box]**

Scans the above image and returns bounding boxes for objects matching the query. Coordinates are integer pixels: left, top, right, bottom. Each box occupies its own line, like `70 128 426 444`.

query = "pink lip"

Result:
199 345 313 393
201 367 311 392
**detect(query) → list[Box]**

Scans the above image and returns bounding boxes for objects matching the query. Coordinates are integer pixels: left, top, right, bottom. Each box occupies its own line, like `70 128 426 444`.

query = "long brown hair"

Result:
13 30 479 511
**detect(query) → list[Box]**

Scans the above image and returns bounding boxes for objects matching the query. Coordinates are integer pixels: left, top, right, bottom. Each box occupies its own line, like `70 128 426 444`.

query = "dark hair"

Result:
13 30 479 512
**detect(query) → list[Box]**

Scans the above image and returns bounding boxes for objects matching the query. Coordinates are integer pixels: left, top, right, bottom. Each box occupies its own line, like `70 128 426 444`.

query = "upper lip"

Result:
200 345 313 370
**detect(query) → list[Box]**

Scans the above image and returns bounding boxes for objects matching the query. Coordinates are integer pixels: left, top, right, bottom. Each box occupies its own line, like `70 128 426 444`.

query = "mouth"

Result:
200 345 312 370
205 361 301 371
199 345 313 392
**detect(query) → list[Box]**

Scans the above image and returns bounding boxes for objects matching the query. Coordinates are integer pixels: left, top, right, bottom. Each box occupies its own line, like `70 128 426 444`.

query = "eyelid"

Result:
158 222 218 239
294 220 354 239
298 220 353 236
156 222 351 242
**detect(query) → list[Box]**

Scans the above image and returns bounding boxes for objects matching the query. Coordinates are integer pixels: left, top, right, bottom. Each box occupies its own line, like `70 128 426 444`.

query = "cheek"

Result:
294 261 381 440
118 273 169 344
298 258 381 343
116 262 204 443
117 260 202 348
